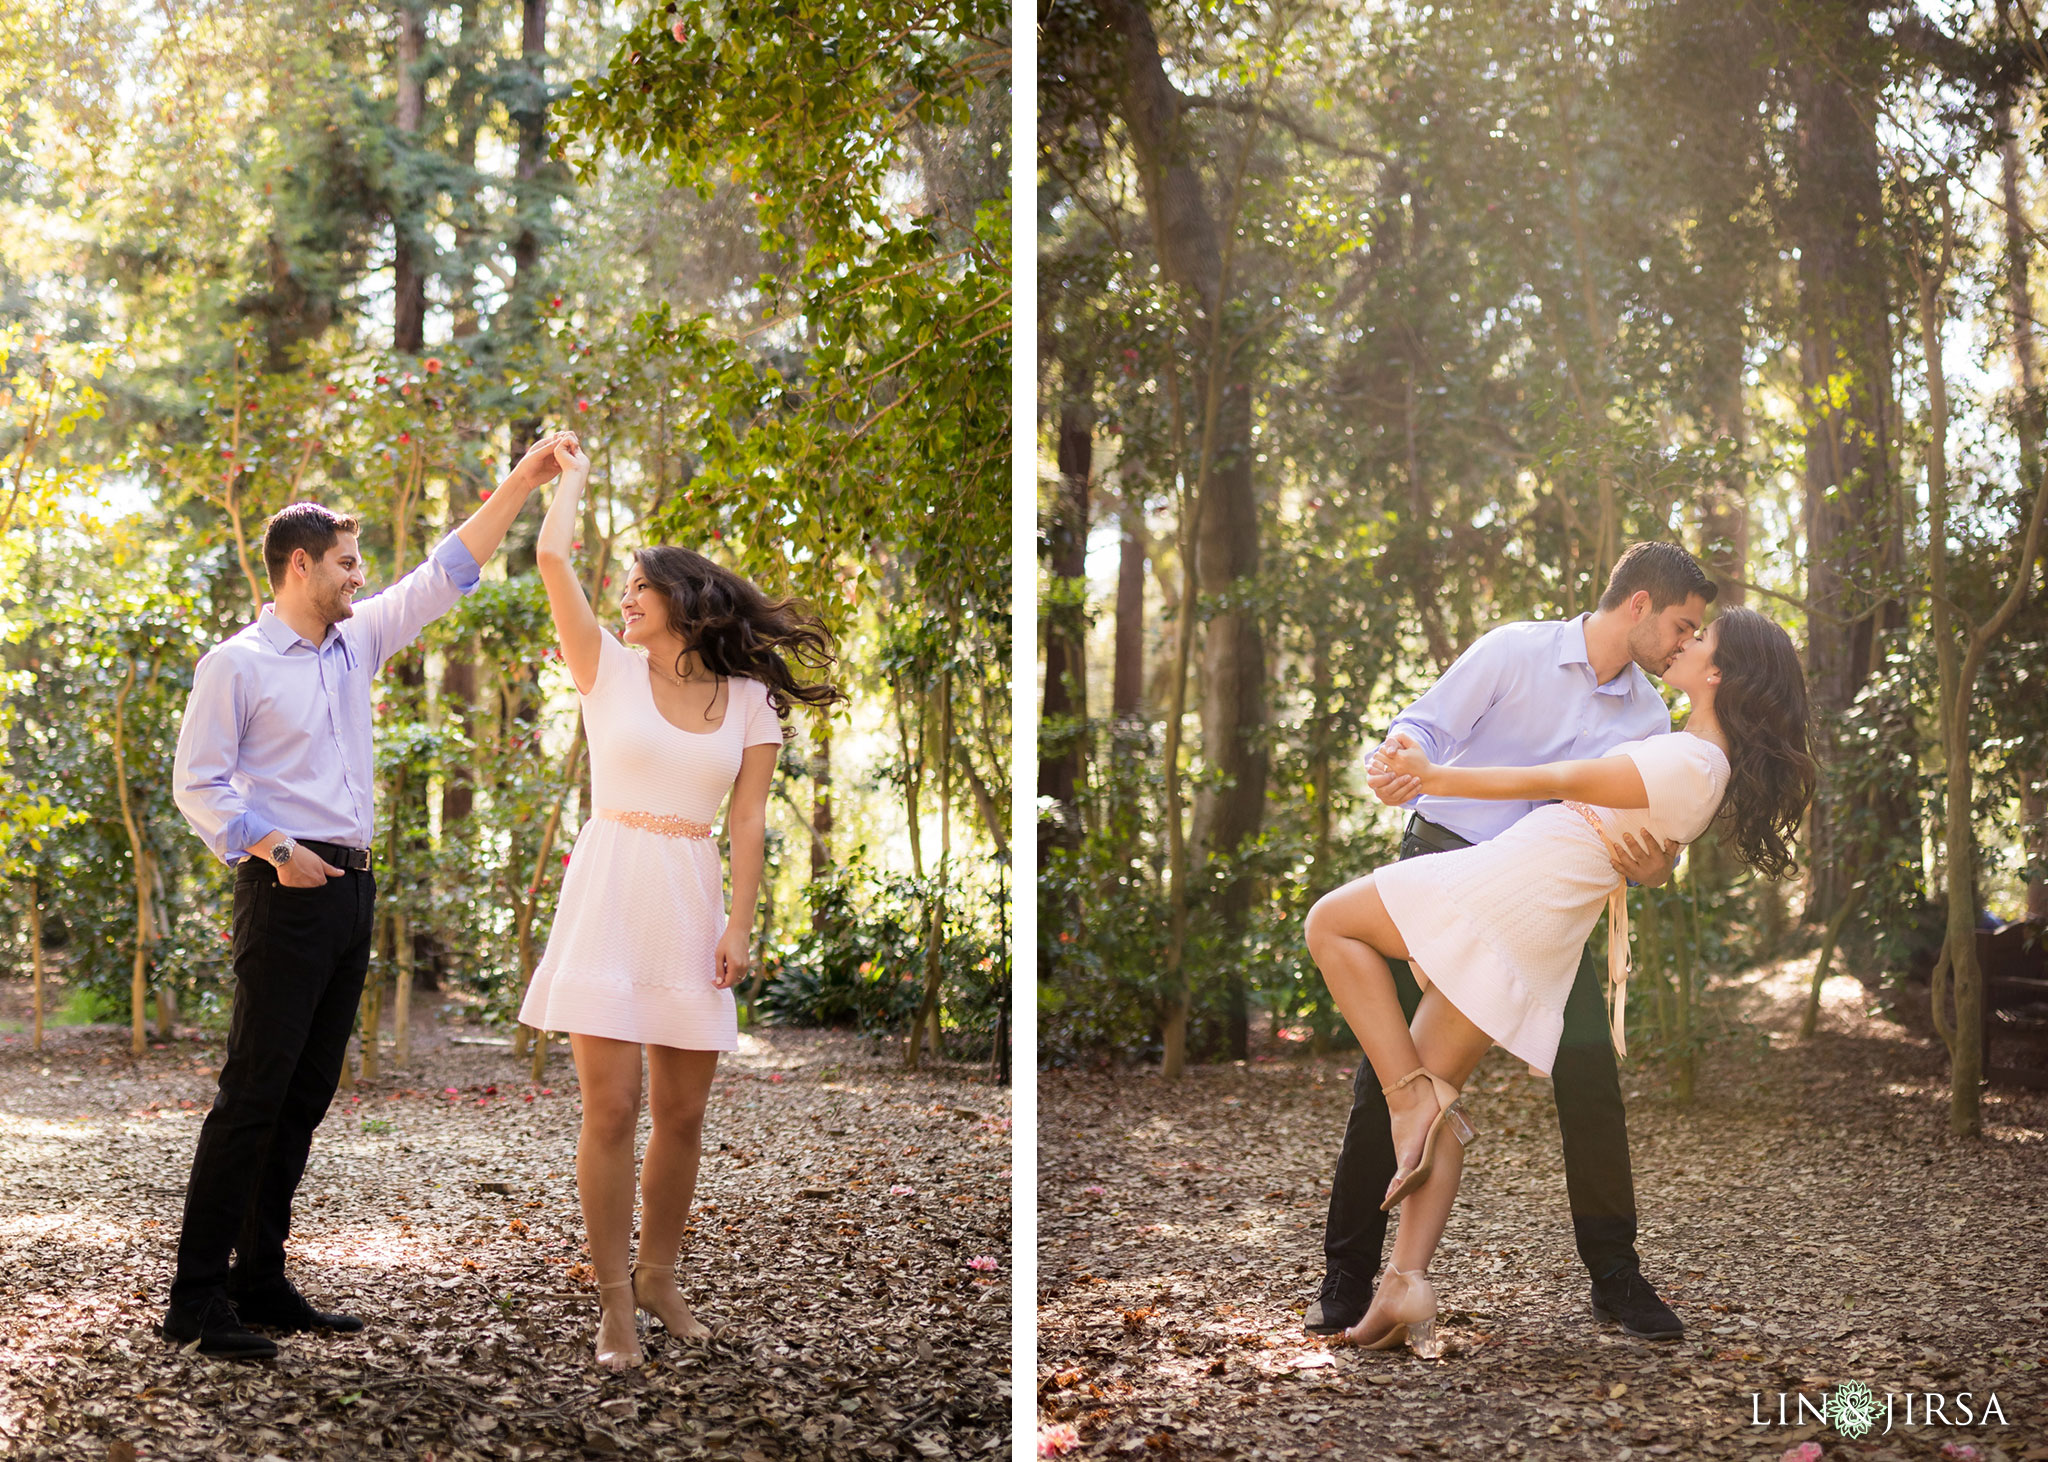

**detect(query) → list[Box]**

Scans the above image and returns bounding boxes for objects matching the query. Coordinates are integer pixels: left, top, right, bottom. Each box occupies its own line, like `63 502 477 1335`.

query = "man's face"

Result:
1626 591 1707 678
298 533 365 627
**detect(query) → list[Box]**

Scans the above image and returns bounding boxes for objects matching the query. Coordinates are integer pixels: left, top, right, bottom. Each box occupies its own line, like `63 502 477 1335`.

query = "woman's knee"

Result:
649 1094 707 1143
580 1088 641 1147
1304 877 1372 952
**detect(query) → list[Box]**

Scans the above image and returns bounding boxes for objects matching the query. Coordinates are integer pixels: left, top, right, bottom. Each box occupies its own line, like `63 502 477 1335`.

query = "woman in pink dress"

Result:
1303 607 1814 1355
521 436 840 1369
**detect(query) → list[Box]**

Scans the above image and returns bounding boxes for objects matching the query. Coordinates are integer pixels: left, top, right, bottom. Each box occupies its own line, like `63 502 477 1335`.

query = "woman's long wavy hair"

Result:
1709 607 1817 879
631 546 844 720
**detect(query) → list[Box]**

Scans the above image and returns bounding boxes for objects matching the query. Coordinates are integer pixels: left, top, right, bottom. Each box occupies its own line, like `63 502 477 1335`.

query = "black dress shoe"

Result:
228 1279 365 1334
1303 1275 1371 1336
1589 1266 1684 1340
159 1294 278 1360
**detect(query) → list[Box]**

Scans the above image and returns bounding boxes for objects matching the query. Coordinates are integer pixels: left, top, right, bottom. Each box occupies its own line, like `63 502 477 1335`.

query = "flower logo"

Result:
1827 1379 1879 1439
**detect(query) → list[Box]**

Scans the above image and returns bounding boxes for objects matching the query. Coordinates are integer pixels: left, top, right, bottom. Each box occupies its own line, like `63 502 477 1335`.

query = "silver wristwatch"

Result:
269 838 297 868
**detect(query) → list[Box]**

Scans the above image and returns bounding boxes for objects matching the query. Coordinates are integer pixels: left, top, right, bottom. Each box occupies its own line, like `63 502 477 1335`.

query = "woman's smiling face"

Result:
618 561 672 647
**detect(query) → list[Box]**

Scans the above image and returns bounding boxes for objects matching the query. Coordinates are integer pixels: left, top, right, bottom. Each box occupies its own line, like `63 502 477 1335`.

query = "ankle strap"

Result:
1380 1067 1429 1097
597 1279 636 1293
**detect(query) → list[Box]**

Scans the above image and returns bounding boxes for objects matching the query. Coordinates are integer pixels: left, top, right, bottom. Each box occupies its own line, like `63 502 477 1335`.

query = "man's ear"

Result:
1629 589 1653 623
289 547 310 583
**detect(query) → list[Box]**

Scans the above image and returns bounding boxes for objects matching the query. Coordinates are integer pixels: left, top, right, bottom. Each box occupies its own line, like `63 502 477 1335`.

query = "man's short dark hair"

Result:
262 502 360 587
1598 541 1718 612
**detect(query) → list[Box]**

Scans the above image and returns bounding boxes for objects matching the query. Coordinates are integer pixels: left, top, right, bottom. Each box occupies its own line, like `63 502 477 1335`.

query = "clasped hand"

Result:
1365 732 1678 885
1365 732 1430 807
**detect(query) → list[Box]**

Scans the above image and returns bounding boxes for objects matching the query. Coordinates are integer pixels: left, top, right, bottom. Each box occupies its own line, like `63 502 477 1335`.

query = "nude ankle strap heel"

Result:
594 1279 643 1370
1343 1264 1441 1357
633 1261 711 1341
1379 1067 1481 1213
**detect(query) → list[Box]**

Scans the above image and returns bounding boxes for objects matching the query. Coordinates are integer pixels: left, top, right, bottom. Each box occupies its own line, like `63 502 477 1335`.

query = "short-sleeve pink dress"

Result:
1373 732 1729 1075
518 629 787 1051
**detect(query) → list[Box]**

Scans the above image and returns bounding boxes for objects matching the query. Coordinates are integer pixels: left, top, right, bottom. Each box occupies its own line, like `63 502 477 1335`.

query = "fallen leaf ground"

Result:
0 997 1011 1461
1038 956 2048 1461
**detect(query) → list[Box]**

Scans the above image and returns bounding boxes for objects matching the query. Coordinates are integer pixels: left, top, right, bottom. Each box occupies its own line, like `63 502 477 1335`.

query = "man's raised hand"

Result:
506 430 576 491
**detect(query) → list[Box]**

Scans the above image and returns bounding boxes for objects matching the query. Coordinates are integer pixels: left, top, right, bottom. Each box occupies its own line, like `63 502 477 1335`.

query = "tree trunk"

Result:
810 720 832 920
393 908 414 1067
1039 384 1092 863
28 879 44 1051
909 658 954 1071
1917 202 2048 1136
1101 0 1268 1068
392 0 429 355
504 0 551 459
1787 3 1905 922
1112 498 1145 722
111 660 155 1057
1994 19 2046 923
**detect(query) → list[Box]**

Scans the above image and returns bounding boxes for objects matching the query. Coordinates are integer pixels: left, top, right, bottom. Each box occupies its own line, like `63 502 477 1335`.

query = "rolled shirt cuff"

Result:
431 531 483 592
215 813 274 866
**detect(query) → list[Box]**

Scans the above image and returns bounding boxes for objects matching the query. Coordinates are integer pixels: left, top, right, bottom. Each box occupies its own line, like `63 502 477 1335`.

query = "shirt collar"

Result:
1559 613 1638 699
256 605 353 665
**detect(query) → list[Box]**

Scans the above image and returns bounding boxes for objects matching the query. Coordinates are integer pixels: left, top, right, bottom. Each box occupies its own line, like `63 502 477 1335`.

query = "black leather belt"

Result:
1403 813 1473 855
300 838 373 872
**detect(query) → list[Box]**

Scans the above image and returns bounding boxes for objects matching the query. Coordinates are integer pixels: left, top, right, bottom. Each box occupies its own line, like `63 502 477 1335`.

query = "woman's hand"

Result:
1368 731 1433 794
553 436 591 484
713 922 751 990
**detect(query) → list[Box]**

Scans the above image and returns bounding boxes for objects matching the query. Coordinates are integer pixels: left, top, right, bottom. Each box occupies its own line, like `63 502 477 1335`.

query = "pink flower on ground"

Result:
966 1256 999 1272
889 1184 916 1196
1039 1424 1081 1457
1941 1446 1982 1462
768 1071 787 1083
1780 1444 1823 1462
1082 1185 1106 1197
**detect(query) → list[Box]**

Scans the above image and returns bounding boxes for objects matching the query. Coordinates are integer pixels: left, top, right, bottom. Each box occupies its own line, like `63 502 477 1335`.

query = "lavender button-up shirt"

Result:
172 533 482 863
1385 613 1672 845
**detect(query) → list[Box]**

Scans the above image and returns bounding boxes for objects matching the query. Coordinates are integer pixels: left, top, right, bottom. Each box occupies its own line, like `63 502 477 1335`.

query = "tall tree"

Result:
1783 1 1908 921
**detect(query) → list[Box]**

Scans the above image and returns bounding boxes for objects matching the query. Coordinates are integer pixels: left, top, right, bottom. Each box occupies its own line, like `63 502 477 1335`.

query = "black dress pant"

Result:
169 859 376 1307
1319 822 1639 1313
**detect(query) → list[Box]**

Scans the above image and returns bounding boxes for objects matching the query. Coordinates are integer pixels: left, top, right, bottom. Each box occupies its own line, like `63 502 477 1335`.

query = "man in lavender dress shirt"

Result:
161 433 573 1359
1305 542 1715 1344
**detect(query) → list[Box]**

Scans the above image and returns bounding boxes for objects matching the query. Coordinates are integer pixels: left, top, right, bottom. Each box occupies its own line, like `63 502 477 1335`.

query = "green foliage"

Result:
2 0 1010 1072
1039 0 2047 1074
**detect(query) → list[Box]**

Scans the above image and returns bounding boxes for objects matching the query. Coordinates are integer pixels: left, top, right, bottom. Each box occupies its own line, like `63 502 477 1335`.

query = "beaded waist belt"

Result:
1562 800 1632 1061
597 808 715 839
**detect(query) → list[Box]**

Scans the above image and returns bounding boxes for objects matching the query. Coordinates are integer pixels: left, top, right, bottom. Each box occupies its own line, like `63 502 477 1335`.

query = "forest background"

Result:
1037 0 2048 1136
0 0 1012 1081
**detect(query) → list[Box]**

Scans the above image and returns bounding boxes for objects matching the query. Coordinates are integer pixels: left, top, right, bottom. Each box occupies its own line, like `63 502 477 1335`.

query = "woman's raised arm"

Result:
534 437 603 694
1377 732 1651 810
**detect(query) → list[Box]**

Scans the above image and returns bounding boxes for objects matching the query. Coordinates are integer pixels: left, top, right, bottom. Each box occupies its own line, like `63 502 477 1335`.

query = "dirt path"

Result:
0 1008 1011 1460
1038 957 2048 1461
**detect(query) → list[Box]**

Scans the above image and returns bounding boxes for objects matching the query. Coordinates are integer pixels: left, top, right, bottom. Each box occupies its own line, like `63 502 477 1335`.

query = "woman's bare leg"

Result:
570 1034 645 1362
634 1046 719 1339
1305 874 1443 1194
1386 986 1493 1272
1346 986 1492 1344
